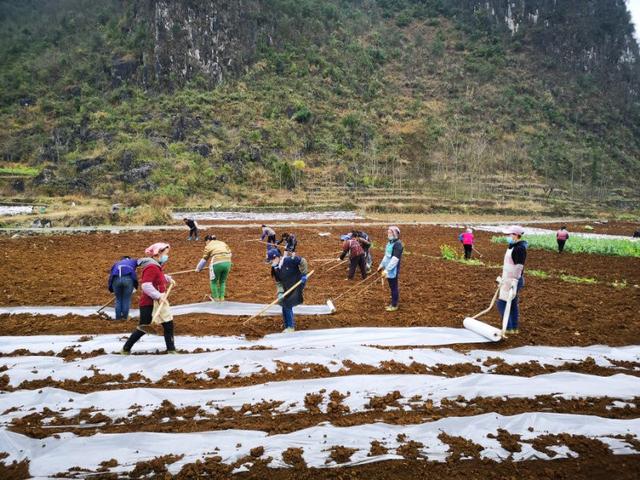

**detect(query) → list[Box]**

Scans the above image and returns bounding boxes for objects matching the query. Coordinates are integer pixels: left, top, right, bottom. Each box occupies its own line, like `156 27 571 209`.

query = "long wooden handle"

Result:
332 271 380 303
472 247 483 257
243 270 315 324
325 259 348 272
472 284 500 320
96 296 115 314
166 269 196 276
151 282 174 324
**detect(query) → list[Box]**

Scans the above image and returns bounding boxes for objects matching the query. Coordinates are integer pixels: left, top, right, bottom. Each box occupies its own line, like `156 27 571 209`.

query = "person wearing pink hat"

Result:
121 242 176 354
497 226 528 334
458 227 475 260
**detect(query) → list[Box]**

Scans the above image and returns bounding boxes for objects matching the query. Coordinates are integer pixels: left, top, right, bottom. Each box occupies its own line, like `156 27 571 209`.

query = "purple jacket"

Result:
108 258 139 291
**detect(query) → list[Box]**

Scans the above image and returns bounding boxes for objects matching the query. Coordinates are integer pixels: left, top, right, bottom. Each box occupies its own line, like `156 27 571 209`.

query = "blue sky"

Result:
628 0 640 41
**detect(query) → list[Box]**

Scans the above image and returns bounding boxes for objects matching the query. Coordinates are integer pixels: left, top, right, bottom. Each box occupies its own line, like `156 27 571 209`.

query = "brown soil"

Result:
0 226 638 348
487 428 522 453
438 433 484 462
533 221 639 237
1 223 639 479
4 358 637 394
327 446 358 465
10 395 640 439
41 455 640 480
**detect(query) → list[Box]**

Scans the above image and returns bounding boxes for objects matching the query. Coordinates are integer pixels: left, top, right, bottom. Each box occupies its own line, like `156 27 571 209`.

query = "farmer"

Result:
260 225 277 246
277 232 298 256
107 256 138 320
497 226 528 335
195 234 232 302
353 230 373 272
556 226 569 253
377 226 403 312
183 217 199 241
121 242 176 354
339 232 368 280
458 227 475 260
267 248 308 333
633 229 639 238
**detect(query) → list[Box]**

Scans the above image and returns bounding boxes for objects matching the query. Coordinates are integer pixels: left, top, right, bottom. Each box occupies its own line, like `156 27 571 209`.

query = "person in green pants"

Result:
195 234 232 301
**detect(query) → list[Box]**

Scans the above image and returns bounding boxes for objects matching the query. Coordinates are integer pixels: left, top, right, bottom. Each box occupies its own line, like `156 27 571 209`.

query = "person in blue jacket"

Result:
108 256 138 320
277 232 298 256
267 248 308 332
377 226 403 311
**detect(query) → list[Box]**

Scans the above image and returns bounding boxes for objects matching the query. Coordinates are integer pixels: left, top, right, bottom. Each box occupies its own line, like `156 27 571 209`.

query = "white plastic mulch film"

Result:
0 301 334 318
172 211 363 221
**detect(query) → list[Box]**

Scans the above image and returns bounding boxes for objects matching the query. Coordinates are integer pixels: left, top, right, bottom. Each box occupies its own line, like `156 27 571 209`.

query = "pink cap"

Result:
388 225 401 238
504 225 525 235
145 242 170 256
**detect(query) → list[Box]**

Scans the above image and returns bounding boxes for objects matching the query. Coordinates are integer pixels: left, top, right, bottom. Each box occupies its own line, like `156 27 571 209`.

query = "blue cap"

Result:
266 248 281 262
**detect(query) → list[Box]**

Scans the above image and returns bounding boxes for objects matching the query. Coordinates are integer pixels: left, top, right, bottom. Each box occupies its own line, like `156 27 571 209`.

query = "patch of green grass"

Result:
609 279 628 289
440 244 458 261
0 166 39 176
559 274 598 284
527 269 550 278
440 244 484 265
492 235 640 257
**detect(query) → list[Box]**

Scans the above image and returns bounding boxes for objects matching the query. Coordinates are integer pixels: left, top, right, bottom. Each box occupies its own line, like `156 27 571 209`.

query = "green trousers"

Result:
210 261 231 300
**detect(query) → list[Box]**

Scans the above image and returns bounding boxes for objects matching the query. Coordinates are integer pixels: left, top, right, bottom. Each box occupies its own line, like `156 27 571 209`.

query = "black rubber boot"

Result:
123 328 145 352
163 321 175 352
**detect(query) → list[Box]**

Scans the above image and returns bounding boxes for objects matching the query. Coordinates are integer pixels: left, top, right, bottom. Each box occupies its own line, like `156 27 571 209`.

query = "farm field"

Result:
0 222 639 479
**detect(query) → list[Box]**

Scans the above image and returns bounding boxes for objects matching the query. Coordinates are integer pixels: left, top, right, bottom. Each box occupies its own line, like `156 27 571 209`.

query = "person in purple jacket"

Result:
108 256 139 321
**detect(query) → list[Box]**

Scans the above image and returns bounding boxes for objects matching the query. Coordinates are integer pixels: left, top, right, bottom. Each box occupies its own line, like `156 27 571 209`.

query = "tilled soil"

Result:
1 223 639 479
0 225 639 346
9 395 639 439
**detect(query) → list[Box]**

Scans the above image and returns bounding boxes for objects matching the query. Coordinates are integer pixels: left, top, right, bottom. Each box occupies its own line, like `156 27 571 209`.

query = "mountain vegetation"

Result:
1 0 639 214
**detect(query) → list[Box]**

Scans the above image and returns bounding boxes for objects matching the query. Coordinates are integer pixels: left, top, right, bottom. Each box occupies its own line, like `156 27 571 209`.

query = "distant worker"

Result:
195 234 232 302
556 226 569 253
121 243 176 354
497 226 528 335
340 232 368 280
377 226 403 312
277 232 297 256
108 256 139 321
458 227 475 260
352 230 373 272
633 229 640 238
261 224 277 246
267 248 308 333
183 217 199 241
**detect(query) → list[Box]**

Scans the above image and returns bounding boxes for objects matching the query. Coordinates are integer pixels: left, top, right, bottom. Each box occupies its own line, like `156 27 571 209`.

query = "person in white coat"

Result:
497 226 528 334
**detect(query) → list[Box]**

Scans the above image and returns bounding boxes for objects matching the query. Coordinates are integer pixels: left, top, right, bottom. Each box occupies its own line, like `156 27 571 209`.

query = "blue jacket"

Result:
379 239 403 279
108 258 139 292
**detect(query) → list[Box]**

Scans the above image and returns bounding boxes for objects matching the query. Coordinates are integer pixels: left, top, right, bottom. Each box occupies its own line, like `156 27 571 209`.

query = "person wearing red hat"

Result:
121 242 176 354
497 226 528 334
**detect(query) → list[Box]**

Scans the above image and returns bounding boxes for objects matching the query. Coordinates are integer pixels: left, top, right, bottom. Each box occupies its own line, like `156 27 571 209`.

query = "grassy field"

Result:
492 234 640 258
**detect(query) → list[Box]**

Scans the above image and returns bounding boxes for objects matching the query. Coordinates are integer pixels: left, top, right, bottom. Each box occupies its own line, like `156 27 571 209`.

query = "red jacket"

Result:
340 238 365 260
139 263 167 307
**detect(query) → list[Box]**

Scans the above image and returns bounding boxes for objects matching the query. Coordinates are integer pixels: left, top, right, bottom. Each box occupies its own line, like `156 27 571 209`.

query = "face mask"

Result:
506 237 514 245
388 234 395 241
159 254 169 264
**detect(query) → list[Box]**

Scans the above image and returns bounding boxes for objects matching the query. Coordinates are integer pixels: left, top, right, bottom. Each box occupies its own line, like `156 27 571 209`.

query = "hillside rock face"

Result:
136 0 263 87
137 0 638 88
460 0 638 72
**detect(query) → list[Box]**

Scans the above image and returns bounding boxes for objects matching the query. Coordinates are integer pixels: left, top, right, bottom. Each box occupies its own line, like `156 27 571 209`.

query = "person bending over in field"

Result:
277 232 297 256
195 234 232 302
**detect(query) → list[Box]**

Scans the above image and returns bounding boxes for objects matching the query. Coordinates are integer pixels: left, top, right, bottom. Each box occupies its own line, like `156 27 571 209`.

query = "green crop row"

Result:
491 235 640 258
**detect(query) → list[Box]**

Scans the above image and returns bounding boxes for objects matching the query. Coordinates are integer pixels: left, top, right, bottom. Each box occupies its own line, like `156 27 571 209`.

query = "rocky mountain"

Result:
1 0 639 212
